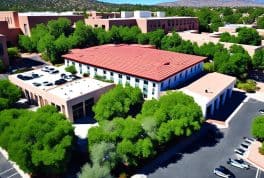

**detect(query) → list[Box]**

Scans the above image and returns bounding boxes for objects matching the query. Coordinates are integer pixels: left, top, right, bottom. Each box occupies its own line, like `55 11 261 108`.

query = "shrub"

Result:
259 143 264 155
7 47 20 60
0 60 6 73
236 80 258 93
203 62 215 73
65 65 77 74
94 74 113 83
252 115 264 141
83 72 89 77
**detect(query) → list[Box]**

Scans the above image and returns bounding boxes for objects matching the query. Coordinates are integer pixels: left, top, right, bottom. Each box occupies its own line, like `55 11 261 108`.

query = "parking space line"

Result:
0 167 14 175
256 168 260 178
7 172 19 178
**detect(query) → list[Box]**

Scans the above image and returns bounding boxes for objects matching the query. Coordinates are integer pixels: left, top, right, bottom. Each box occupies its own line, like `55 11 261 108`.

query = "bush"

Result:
94 74 113 83
65 65 77 74
236 80 258 93
203 62 215 73
7 47 20 60
252 115 264 141
259 143 264 155
83 72 89 77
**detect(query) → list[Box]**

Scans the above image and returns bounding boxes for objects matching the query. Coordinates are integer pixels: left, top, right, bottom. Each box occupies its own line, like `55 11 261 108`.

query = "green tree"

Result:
65 65 77 74
148 29 165 48
119 26 141 44
47 17 72 38
0 79 21 110
0 106 74 176
252 115 264 141
237 27 261 46
161 32 182 50
18 35 35 52
257 16 264 29
0 60 5 73
252 49 264 70
93 85 143 122
7 47 20 60
78 163 112 178
51 34 71 63
30 23 49 50
137 33 149 45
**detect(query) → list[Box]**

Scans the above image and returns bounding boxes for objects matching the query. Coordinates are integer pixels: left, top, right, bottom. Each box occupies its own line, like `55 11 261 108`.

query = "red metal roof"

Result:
63 44 206 82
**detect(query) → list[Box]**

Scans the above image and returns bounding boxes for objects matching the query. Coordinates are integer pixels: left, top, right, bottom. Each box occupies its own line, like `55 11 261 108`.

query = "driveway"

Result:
140 98 263 178
0 152 21 178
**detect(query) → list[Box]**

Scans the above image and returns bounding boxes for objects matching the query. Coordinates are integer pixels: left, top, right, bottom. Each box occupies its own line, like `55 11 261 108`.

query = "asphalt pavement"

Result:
0 152 21 178
141 98 263 178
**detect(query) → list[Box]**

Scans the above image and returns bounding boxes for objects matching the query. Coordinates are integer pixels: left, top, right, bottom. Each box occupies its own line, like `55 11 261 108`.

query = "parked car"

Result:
32 82 41 87
42 81 53 86
17 74 33 80
243 137 255 143
227 158 249 169
259 109 264 114
240 143 249 150
49 70 59 74
32 73 40 78
41 66 50 72
213 166 234 178
55 79 67 85
234 148 245 156
242 141 251 147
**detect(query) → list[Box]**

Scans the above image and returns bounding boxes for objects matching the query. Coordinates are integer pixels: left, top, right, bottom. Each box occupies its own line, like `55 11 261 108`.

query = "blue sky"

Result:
99 0 264 5
98 0 172 5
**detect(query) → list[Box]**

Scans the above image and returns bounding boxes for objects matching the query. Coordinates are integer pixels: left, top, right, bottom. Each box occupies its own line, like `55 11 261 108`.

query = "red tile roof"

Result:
63 44 206 82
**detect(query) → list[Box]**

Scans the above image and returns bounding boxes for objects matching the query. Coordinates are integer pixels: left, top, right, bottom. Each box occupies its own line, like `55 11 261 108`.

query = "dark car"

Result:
55 79 67 85
32 73 40 78
213 166 234 178
32 82 41 87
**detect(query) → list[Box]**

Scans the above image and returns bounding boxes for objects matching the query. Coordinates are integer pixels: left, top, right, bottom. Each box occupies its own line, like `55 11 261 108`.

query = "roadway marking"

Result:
256 168 260 178
7 172 19 178
0 168 14 175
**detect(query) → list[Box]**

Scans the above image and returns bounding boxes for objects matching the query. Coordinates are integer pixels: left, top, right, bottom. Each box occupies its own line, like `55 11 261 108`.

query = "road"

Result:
143 98 263 178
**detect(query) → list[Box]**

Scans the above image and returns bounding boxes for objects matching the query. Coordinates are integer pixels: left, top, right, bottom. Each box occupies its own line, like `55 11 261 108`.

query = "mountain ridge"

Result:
158 0 264 7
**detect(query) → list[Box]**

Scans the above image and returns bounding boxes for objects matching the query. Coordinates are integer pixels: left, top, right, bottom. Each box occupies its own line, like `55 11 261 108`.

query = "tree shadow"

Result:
74 116 97 124
207 90 247 122
9 57 46 72
136 123 224 175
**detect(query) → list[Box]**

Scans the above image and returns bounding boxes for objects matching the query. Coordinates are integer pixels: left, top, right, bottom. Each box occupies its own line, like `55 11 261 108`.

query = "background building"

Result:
8 66 114 121
180 72 236 117
63 44 206 99
0 35 9 66
85 10 199 33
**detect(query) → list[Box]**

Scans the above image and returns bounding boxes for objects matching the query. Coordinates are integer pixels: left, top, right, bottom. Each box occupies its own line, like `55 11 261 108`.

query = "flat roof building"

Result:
85 11 198 33
178 31 264 57
8 66 114 121
180 72 236 117
63 44 206 99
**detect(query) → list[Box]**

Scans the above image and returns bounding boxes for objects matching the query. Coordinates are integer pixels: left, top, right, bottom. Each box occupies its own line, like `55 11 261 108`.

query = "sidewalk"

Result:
244 141 264 172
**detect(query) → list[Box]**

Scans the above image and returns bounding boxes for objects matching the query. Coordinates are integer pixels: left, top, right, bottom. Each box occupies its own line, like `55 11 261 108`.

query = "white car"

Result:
227 158 249 169
259 109 264 115
213 166 233 178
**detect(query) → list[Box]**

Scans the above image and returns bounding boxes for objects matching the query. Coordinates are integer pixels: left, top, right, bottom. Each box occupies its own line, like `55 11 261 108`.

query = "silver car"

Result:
227 158 249 169
213 166 233 178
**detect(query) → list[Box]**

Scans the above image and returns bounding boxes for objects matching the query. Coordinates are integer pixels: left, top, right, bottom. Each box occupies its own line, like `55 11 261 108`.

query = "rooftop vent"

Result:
163 62 170 66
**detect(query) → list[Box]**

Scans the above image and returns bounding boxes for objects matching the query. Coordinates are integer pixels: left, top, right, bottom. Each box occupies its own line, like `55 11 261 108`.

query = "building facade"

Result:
181 72 236 117
0 35 9 66
85 11 198 33
63 44 206 99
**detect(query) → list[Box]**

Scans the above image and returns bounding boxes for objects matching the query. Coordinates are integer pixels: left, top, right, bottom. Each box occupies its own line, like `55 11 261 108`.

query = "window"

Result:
72 61 75 66
94 68 97 73
126 76 130 80
119 74 122 78
66 60 69 66
24 24 28 35
152 83 156 87
103 70 106 74
136 78 139 83
102 25 105 29
87 66 90 72
94 24 98 28
79 63 82 74
144 80 148 85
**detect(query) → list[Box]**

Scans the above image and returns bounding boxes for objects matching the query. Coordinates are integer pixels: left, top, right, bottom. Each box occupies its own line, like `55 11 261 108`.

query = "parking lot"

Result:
140 98 263 178
0 153 21 178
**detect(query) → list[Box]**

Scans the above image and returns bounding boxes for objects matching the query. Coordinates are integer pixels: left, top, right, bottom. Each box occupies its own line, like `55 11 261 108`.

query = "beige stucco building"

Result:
8 66 114 122
0 35 9 67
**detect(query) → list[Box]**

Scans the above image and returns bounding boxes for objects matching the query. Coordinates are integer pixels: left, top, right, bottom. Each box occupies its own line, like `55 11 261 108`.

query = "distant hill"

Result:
158 0 264 7
0 0 112 11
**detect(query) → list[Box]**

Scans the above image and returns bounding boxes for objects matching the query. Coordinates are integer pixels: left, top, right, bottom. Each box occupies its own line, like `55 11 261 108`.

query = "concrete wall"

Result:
0 21 21 45
0 35 9 66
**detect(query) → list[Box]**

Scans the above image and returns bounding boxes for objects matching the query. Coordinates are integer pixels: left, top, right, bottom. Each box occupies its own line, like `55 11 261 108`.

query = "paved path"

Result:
0 152 21 178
